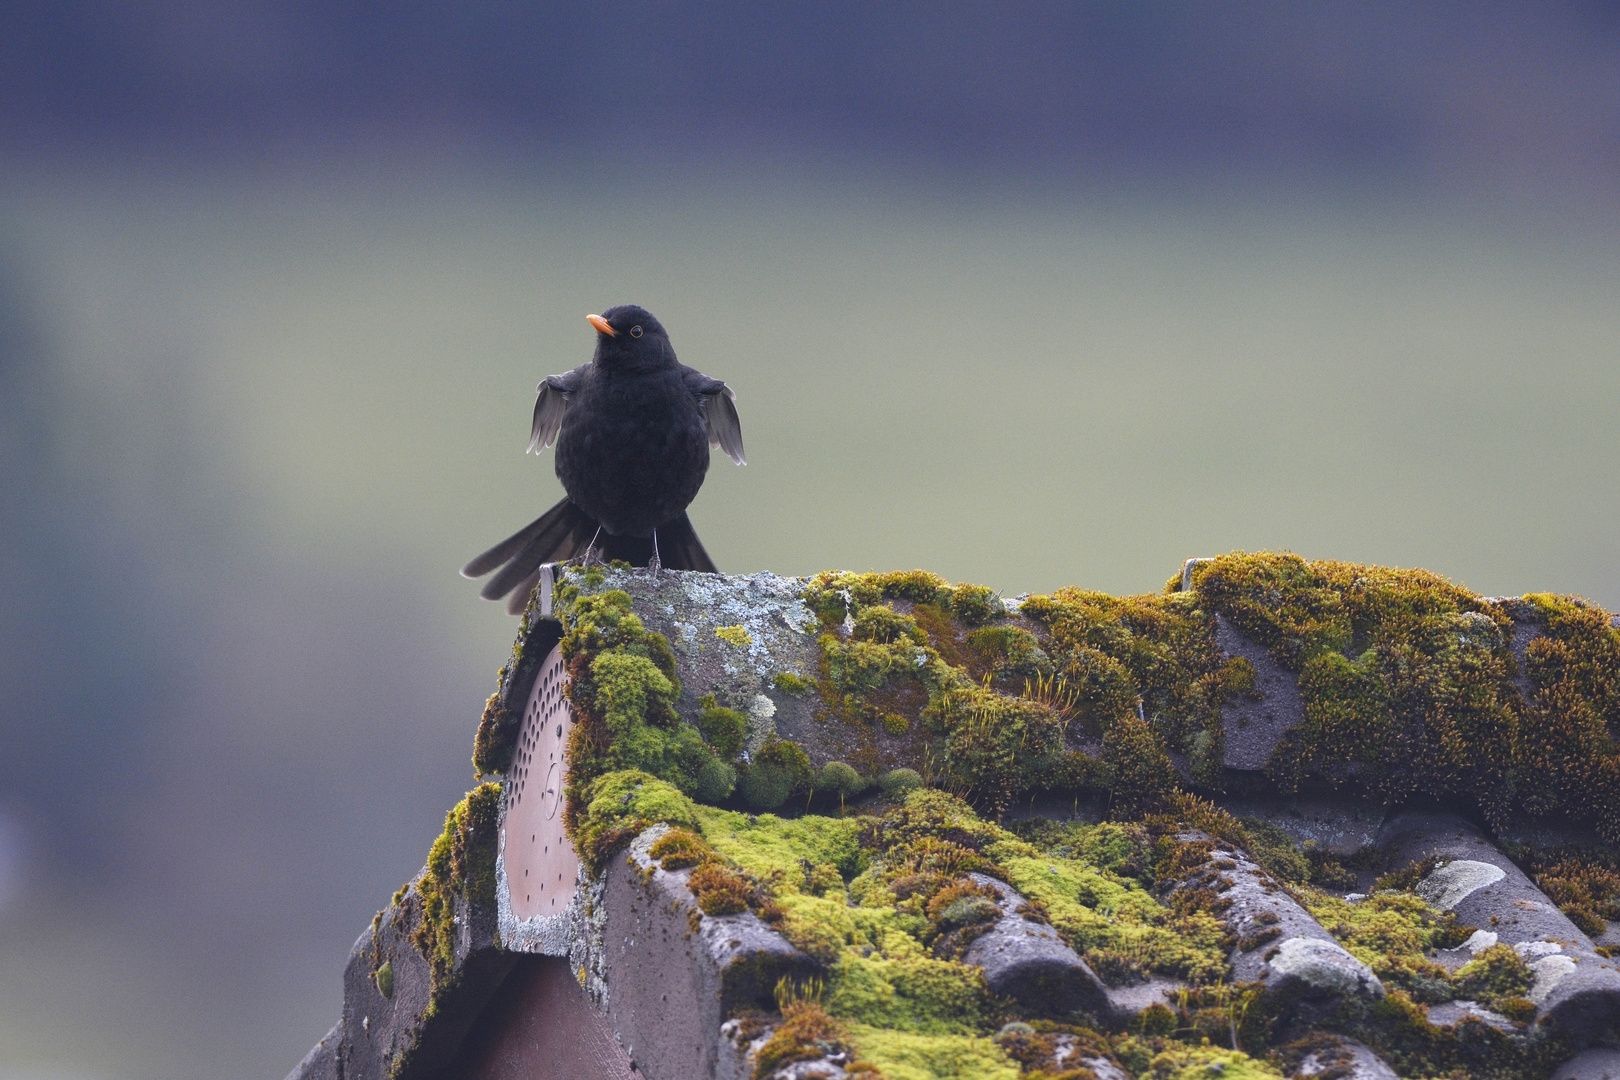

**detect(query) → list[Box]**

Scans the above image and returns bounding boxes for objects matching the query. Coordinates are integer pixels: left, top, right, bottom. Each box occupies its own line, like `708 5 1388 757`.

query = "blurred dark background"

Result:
2 4 1619 1077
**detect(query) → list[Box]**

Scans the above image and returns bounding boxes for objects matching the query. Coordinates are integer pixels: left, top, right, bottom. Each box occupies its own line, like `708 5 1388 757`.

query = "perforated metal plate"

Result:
502 642 579 919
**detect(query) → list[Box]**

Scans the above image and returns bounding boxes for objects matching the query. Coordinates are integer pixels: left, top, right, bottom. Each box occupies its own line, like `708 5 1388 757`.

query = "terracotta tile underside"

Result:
503 644 579 919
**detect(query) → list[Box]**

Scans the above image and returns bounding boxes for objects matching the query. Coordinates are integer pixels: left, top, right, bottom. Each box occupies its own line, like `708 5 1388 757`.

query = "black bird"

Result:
462 305 745 612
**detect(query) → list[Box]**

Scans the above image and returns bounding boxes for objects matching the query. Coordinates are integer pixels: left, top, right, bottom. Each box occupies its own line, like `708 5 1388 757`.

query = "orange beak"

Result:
586 313 616 337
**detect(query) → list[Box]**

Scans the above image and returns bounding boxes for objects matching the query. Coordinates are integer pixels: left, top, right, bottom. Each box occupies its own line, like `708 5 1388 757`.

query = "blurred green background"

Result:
2 4 1619 1077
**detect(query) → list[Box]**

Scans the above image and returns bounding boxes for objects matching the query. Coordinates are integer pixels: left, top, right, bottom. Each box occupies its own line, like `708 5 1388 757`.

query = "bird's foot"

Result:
576 526 604 567
647 530 662 578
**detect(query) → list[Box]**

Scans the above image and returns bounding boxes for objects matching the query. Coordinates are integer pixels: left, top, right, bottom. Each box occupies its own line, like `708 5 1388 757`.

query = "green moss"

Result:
998 844 1229 985
1101 710 1179 818
374 959 394 999
1138 1043 1283 1079
739 739 815 810
1019 585 1227 790
882 769 924 798
472 687 519 776
1235 817 1311 885
410 782 502 989
818 761 863 797
574 769 700 873
1302 890 1466 1003
926 682 1067 813
695 805 866 884
964 626 1053 685
554 586 740 846
1454 943 1535 1008
844 1024 1019 1080
753 1000 853 1079
1521 848 1620 937
698 696 749 759
1516 593 1620 836
773 671 817 695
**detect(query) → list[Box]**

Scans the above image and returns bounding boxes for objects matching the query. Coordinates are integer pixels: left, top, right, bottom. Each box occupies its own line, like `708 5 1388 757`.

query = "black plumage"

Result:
462 305 745 612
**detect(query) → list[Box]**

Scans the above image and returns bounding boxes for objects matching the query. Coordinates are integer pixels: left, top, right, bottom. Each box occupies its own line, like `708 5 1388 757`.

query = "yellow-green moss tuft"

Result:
574 769 700 873
842 1024 1018 1080
410 782 502 989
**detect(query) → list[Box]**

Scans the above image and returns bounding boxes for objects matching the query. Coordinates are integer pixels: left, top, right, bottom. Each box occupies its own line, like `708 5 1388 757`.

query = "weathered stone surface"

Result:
1424 998 1516 1033
599 826 817 1080
1394 818 1618 1035
1102 978 1184 1020
1378 809 1620 1044
959 872 1113 1019
1555 1047 1620 1080
1169 832 1383 1008
1215 614 1305 771
1217 794 1385 860
1078 1056 1132 1080
1288 1036 1399 1079
339 882 517 1080
586 571 823 758
285 1021 342 1080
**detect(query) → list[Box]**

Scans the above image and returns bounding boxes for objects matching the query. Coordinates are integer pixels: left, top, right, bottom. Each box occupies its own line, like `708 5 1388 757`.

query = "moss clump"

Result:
992 1021 1116 1078
753 999 856 1079
408 782 501 989
699 696 749 758
1137 1042 1282 1079
804 570 1003 628
1187 553 1620 837
1520 848 1620 937
882 768 924 799
473 592 568 775
688 862 759 916
557 587 740 842
573 769 700 873
925 682 1067 812
1302 891 1467 1003
802 571 1089 811
1019 586 1230 790
647 826 710 870
472 687 520 776
965 626 1054 685
739 739 815 810
844 1024 1018 1080
773 671 816 695
1234 817 1311 885
1516 593 1620 836
374 959 394 999
1453 943 1535 1009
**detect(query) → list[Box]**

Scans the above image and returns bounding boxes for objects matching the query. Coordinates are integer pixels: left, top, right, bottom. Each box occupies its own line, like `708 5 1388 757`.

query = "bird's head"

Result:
587 305 674 369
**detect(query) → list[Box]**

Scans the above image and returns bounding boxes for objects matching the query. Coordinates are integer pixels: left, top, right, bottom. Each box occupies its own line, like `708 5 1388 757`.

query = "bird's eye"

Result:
629 325 643 338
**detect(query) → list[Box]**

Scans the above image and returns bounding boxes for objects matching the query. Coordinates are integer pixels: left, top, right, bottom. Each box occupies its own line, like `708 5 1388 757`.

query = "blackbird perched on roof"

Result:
461 305 745 612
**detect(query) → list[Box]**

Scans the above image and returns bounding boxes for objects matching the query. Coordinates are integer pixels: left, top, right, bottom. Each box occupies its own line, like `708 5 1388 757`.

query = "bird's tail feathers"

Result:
463 498 598 604
463 501 719 614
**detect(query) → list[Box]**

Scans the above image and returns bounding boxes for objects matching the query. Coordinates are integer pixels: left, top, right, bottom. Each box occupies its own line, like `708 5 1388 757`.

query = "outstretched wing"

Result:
682 367 745 466
703 388 746 465
526 367 585 454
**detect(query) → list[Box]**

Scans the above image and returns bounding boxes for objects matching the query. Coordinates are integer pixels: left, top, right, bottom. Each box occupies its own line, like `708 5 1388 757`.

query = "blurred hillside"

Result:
2 4 1620 1078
